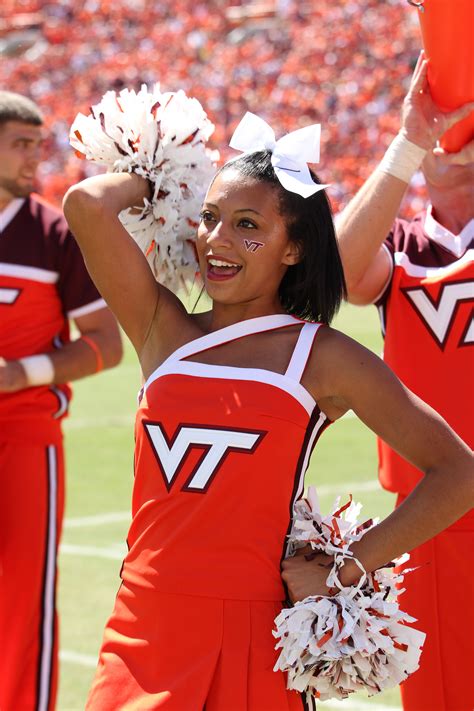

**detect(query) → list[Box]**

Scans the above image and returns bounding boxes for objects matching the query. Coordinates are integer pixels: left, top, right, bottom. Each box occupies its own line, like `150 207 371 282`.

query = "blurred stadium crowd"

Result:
1 0 427 215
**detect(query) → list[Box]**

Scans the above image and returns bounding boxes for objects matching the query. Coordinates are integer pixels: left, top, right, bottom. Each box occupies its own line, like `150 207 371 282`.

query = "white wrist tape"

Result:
378 133 427 183
19 355 55 386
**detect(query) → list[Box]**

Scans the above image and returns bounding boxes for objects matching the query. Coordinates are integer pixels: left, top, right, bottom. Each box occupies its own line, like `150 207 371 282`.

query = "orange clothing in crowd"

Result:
2 0 425 218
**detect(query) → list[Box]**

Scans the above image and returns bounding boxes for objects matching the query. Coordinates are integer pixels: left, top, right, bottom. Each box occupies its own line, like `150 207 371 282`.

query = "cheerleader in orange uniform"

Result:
63 112 474 710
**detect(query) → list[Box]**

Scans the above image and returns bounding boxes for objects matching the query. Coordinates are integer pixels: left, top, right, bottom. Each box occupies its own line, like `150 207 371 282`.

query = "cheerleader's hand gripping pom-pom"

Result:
273 487 426 702
70 85 219 293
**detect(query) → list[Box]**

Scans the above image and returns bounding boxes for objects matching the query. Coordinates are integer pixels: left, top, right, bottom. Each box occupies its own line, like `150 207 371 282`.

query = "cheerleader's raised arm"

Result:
63 86 217 372
63 172 190 371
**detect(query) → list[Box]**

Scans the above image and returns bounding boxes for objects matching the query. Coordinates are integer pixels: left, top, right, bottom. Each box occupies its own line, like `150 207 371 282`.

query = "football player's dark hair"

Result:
0 91 43 129
213 151 346 324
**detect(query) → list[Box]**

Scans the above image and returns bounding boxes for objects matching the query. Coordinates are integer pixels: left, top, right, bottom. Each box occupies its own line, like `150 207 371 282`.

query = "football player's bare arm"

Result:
0 307 122 393
287 327 474 600
63 172 189 359
336 55 474 305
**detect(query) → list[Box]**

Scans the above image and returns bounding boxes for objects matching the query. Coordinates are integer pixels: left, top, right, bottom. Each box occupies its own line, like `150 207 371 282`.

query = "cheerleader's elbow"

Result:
64 183 98 219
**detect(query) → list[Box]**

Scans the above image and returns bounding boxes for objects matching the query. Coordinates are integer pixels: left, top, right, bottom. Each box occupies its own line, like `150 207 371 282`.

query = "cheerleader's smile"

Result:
206 256 243 280
197 169 300 308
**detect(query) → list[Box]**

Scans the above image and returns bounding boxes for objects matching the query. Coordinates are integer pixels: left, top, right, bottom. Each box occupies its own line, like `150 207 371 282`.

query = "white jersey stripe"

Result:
394 248 474 279
464 317 474 344
0 197 25 230
51 387 69 419
145 314 316 415
38 446 58 711
0 262 59 284
67 298 107 319
164 313 300 365
285 322 321 382
0 287 20 304
292 410 328 507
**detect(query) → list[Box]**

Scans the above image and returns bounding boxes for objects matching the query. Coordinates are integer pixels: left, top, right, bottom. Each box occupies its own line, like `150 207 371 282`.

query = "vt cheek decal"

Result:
244 239 265 253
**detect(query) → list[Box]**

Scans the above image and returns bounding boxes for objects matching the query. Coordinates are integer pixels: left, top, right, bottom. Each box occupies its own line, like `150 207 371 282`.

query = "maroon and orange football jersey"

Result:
376 209 473 495
0 194 105 440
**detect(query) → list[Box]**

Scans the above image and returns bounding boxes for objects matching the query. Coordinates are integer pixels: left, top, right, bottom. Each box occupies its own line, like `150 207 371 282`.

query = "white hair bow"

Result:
229 112 328 198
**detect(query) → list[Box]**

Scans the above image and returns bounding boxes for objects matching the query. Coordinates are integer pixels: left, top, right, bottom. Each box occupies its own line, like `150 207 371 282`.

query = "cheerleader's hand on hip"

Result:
281 548 335 603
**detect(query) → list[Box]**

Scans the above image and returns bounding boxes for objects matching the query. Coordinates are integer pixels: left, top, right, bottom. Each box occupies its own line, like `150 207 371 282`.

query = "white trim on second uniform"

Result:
284 410 328 561
51 386 69 419
0 261 58 283
38 445 58 711
424 205 474 258
166 313 302 365
68 297 108 319
285 323 321 382
394 248 474 279
0 198 25 231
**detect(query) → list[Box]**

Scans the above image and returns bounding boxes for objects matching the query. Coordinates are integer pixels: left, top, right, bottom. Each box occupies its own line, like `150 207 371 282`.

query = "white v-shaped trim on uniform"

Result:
144 314 322 416
0 198 25 233
164 314 300 363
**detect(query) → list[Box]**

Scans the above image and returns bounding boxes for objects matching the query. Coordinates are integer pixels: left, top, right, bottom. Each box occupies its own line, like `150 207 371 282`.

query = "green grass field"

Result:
58 302 402 710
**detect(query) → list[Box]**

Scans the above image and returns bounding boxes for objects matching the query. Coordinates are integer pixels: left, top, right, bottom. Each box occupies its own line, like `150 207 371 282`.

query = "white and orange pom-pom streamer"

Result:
273 487 426 702
70 85 219 293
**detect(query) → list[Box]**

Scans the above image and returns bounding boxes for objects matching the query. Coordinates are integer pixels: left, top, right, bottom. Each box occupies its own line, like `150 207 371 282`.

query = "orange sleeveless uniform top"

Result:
122 315 330 601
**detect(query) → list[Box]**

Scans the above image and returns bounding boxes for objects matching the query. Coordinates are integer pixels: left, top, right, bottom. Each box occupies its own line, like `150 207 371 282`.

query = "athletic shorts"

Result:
86 583 311 710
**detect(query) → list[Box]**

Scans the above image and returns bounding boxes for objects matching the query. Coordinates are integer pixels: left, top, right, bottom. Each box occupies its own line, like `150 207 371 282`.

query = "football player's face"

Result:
0 121 44 205
196 169 300 310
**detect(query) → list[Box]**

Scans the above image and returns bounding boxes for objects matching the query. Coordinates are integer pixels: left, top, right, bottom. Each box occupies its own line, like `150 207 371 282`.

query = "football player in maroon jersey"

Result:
0 91 123 711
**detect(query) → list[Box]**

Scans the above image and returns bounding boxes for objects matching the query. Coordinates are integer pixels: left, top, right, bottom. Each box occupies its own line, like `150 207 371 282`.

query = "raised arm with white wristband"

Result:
336 52 474 304
333 52 474 711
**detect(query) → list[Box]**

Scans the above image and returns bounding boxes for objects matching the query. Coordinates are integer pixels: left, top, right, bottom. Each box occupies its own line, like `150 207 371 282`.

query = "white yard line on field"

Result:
64 410 358 431
63 413 135 429
60 649 98 668
317 479 380 496
61 482 380 560
319 701 399 711
63 481 380 532
59 648 400 710
64 511 131 528
60 543 126 560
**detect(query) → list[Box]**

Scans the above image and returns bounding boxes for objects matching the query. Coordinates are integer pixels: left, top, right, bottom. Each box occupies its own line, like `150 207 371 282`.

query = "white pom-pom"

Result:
70 84 219 293
274 487 426 702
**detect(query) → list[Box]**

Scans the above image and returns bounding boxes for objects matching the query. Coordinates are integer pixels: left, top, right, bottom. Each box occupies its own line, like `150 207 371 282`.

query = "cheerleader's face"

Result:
197 169 300 308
